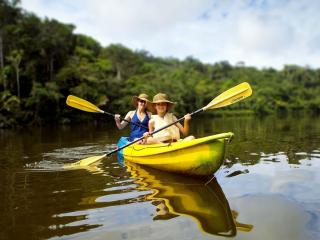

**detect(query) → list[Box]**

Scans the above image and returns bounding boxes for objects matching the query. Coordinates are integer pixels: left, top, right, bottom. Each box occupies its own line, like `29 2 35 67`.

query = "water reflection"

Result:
200 115 320 166
124 161 253 237
0 162 130 239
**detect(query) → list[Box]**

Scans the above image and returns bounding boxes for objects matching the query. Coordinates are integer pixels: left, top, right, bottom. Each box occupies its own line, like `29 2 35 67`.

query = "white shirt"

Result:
151 113 180 141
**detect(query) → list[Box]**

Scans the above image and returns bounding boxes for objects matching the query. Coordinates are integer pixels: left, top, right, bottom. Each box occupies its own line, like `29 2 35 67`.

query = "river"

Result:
1 115 319 240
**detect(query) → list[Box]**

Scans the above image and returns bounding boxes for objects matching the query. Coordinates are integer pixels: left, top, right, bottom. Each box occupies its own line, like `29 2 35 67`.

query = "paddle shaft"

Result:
106 108 204 156
103 111 148 130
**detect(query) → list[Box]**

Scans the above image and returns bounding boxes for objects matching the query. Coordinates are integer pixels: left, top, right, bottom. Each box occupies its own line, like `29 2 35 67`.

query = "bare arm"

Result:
148 119 155 133
114 111 133 130
174 114 191 136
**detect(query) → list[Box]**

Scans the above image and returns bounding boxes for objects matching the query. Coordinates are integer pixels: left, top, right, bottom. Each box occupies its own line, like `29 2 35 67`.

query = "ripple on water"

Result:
42 144 117 162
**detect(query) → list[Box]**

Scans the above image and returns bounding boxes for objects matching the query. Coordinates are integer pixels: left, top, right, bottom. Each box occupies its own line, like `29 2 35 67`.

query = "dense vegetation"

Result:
1 0 320 128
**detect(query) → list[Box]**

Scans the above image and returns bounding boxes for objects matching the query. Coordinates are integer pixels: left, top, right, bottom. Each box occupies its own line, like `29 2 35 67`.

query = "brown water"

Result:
1 115 319 240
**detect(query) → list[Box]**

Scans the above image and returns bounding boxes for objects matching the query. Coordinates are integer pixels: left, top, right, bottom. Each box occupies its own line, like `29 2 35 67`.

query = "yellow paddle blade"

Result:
63 154 106 169
66 95 104 113
235 222 254 232
203 82 252 110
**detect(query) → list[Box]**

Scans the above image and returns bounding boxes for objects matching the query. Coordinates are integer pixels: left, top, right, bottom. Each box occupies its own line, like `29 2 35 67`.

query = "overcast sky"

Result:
21 0 320 69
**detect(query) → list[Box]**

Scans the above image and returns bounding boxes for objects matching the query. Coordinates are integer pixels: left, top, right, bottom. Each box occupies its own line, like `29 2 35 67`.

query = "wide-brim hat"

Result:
132 93 152 111
150 93 176 113
151 200 178 220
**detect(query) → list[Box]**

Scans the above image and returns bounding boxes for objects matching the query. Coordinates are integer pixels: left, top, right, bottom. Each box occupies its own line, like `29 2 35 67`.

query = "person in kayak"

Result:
114 93 152 141
143 93 194 144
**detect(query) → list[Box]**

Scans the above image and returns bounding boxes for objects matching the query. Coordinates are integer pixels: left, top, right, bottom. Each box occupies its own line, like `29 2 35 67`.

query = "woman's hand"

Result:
143 132 151 138
138 132 151 144
184 113 191 121
114 114 121 123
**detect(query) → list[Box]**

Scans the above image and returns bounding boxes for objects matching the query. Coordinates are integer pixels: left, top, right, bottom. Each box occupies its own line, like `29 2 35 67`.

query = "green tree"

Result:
6 49 23 98
38 18 75 82
0 0 22 90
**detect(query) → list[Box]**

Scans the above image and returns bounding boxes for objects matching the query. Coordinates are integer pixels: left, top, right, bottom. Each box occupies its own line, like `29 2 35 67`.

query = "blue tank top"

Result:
129 111 149 141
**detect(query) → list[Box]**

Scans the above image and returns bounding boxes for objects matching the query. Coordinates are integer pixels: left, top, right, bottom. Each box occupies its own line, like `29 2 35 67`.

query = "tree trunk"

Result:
0 31 3 69
116 63 122 81
49 56 54 81
16 68 20 98
0 31 5 91
7 50 23 95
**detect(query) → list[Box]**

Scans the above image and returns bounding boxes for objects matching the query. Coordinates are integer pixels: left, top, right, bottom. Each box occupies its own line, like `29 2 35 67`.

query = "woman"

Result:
114 93 152 141
144 93 193 144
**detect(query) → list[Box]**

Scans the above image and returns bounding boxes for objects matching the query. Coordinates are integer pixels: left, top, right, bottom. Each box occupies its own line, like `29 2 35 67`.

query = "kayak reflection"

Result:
124 161 253 236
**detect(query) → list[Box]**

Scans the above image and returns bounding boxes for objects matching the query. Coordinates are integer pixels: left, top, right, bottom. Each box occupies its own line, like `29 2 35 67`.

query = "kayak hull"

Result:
117 132 233 176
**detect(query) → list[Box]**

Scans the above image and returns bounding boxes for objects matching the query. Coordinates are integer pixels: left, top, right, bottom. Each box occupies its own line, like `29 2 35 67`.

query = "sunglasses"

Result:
138 99 146 104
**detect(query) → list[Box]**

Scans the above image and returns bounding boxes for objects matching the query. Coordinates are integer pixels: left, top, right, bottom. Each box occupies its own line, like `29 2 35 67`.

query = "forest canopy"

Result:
1 0 320 128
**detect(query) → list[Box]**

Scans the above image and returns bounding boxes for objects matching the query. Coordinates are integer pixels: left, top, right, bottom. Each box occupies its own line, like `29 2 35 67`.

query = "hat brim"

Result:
149 100 176 114
132 96 153 111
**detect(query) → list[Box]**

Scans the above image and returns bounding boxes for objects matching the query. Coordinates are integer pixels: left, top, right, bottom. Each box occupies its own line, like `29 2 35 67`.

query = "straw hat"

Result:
132 93 152 110
150 93 176 113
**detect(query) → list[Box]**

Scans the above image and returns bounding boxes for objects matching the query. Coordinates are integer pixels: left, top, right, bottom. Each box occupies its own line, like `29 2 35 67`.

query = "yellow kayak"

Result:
117 132 234 176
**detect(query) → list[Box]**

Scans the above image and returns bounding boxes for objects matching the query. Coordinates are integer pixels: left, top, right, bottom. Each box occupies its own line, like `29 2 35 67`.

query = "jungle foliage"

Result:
1 0 320 128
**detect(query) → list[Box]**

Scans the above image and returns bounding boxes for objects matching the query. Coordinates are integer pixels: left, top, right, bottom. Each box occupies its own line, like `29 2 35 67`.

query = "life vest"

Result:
152 113 180 142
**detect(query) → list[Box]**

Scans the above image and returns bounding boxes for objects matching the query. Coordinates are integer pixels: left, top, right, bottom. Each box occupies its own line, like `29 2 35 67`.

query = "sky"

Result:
20 0 320 69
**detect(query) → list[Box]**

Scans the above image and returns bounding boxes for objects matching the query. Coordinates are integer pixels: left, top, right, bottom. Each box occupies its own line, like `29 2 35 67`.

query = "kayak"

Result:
117 132 234 176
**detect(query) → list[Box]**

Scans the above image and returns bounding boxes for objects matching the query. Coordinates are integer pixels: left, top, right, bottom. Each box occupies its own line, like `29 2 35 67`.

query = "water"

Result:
0 115 319 240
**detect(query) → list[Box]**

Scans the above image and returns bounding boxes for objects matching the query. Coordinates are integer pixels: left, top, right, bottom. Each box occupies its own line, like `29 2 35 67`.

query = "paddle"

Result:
65 82 252 168
66 95 148 130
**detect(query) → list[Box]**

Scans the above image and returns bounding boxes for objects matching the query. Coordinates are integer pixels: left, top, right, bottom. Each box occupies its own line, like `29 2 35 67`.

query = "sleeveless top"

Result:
129 111 150 141
152 113 180 142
